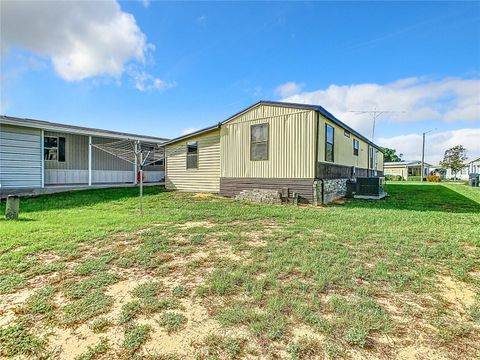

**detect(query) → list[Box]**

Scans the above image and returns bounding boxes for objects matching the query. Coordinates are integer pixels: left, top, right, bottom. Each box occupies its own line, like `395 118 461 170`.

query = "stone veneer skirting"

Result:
220 178 315 203
318 178 350 204
235 188 283 204
221 173 383 205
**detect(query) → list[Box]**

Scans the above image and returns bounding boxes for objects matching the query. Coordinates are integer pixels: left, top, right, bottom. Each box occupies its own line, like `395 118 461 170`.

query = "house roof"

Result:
162 124 220 146
164 100 384 150
1 115 169 143
384 160 432 167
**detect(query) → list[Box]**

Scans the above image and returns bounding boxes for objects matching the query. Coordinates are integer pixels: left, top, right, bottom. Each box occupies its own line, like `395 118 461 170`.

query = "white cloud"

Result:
128 67 176 92
377 128 480 164
181 128 200 135
282 77 480 136
196 15 207 25
1 0 168 89
274 81 304 98
139 0 150 8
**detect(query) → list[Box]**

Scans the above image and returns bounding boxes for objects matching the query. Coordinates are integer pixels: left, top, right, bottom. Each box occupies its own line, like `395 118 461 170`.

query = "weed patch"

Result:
0 273 26 294
74 338 109 360
0 323 45 357
62 291 112 326
122 324 150 357
157 312 187 333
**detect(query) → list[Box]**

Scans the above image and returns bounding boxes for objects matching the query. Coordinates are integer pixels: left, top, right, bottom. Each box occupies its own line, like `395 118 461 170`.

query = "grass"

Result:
123 324 150 356
62 291 112 326
0 183 479 358
0 323 45 357
119 301 142 324
89 317 112 333
74 338 109 360
157 312 188 333
64 272 120 300
0 273 26 294
17 286 56 318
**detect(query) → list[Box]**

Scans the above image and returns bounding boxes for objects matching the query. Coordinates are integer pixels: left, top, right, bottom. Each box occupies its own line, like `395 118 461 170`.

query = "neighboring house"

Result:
431 158 480 180
467 157 480 176
0 116 167 196
164 101 384 204
384 160 430 180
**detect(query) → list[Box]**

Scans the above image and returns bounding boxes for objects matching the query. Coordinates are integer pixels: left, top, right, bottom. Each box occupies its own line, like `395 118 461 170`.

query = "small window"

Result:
344 130 350 138
44 136 65 162
250 123 268 161
325 124 334 162
186 141 198 169
353 139 359 156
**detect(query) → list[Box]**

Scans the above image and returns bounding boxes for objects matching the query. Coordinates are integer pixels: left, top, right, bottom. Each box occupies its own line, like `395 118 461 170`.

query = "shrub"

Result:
407 176 422 182
426 175 441 182
385 175 403 181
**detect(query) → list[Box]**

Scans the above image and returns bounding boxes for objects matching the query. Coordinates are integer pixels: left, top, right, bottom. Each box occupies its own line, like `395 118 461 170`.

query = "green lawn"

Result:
0 183 479 359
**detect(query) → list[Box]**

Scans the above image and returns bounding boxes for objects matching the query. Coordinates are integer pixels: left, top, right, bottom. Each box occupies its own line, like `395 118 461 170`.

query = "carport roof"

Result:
0 115 169 143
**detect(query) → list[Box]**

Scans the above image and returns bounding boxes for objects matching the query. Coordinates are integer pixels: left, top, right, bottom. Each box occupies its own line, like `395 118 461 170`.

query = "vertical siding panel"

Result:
220 104 315 179
317 114 382 171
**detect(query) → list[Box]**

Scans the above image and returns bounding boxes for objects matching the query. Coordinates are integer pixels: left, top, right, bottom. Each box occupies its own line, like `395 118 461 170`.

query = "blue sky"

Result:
1 1 479 162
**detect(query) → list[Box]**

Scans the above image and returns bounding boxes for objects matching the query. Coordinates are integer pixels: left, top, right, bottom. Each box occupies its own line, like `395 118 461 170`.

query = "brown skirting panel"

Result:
316 162 381 179
220 177 315 203
355 168 368 177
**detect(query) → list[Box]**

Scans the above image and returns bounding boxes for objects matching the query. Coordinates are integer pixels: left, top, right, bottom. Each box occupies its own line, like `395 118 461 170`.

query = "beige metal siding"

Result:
317 115 382 170
166 129 220 192
221 104 316 178
0 125 42 189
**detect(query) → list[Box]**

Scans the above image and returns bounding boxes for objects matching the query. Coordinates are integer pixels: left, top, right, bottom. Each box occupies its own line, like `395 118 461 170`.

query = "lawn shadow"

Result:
0 186 164 214
345 184 480 214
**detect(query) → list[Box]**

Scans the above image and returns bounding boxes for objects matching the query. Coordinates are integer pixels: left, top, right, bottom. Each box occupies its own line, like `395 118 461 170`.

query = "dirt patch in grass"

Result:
178 221 216 229
193 193 214 199
437 275 476 309
28 251 63 265
396 344 449 360
0 287 35 327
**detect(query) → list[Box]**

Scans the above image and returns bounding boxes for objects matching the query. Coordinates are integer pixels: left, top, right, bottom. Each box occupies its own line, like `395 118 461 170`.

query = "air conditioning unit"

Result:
353 177 387 200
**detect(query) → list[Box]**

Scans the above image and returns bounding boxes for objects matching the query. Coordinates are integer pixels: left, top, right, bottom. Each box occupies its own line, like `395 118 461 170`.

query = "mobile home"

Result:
0 116 167 196
384 160 431 180
164 101 384 204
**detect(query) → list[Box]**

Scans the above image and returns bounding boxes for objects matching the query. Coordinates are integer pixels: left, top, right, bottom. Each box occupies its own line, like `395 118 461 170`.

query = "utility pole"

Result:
421 129 434 182
349 108 405 141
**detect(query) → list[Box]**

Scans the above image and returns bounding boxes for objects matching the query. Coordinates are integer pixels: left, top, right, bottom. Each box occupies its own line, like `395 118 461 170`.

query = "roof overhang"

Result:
221 101 384 152
162 124 220 146
1 116 169 143
384 161 432 167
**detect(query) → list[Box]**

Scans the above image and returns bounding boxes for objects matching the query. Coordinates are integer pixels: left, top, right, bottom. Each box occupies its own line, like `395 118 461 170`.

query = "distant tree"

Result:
384 148 403 162
440 145 468 180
